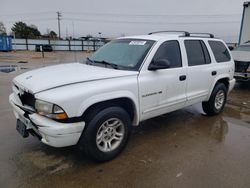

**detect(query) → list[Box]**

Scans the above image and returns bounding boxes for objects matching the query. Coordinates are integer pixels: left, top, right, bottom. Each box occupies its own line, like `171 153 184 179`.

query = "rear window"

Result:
208 41 231 62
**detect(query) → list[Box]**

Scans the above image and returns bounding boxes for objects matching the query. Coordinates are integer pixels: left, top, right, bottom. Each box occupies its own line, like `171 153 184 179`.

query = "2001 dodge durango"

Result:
9 31 235 161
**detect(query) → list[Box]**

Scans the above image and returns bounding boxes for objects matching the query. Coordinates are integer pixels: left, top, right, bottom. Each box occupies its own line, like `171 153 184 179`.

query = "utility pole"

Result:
57 11 62 39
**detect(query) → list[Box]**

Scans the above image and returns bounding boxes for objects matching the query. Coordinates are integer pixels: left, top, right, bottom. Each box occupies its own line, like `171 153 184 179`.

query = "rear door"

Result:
184 40 215 105
208 40 234 80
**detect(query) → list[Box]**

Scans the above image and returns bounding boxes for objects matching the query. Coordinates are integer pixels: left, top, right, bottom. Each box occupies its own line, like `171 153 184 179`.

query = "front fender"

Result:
78 90 140 125
35 75 140 125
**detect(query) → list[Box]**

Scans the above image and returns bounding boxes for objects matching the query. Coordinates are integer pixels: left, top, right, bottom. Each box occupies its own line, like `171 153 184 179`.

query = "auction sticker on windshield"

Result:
129 41 147 45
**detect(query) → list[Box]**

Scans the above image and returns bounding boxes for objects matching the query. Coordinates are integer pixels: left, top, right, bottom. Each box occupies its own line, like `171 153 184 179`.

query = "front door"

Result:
138 40 187 121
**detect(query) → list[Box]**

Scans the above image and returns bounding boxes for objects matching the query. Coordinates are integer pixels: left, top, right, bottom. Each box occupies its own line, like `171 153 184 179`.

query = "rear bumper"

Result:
234 72 250 81
9 93 85 147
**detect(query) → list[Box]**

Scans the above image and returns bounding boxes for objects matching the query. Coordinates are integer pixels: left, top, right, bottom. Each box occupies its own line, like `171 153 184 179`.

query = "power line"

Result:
0 11 241 18
3 18 55 23
0 11 55 17
63 11 241 18
1 15 240 25
0 11 241 25
63 17 240 25
65 11 241 17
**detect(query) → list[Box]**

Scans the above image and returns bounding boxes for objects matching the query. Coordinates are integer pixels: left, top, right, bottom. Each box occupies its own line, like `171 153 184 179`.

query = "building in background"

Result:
239 1 250 44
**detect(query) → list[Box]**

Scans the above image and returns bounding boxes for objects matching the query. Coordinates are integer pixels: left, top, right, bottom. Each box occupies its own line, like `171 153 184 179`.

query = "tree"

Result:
11 21 41 38
11 22 29 38
86 34 93 40
42 29 57 39
28 26 41 38
49 30 57 38
0 22 7 35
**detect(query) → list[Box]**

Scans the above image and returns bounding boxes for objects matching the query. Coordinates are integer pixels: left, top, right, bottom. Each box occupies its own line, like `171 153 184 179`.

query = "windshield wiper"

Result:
94 60 119 69
86 57 95 65
86 57 119 69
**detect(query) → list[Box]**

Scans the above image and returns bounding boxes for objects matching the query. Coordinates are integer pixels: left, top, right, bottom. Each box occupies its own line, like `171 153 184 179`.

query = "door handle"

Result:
212 71 217 76
179 75 186 81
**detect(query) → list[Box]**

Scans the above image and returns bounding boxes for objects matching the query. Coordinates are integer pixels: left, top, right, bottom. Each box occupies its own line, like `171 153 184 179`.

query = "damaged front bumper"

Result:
9 93 85 147
234 72 250 81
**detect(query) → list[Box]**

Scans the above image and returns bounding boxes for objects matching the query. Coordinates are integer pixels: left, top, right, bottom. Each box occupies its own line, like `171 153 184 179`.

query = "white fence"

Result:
12 38 106 51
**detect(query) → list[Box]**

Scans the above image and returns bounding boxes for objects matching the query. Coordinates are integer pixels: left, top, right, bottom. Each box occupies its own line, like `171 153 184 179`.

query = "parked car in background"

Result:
42 45 53 52
35 44 53 52
231 42 250 81
9 31 235 161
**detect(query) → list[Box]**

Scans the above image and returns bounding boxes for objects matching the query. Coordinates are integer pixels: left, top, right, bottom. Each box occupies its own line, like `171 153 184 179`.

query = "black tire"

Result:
78 106 131 162
202 83 227 116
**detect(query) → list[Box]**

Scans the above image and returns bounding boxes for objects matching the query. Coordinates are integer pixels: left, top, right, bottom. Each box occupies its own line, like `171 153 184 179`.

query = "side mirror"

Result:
228 46 234 51
148 59 170 71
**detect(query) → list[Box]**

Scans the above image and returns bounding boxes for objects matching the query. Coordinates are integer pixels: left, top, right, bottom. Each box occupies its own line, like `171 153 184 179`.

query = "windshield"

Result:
88 39 155 70
234 44 250 51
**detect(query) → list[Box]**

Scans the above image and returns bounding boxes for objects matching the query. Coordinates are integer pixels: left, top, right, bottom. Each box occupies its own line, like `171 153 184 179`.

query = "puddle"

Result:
18 61 28 64
18 150 73 172
0 65 29 73
0 65 18 73
6 106 250 188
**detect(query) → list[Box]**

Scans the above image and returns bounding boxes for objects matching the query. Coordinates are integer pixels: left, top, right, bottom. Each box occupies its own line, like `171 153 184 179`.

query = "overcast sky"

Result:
0 0 246 42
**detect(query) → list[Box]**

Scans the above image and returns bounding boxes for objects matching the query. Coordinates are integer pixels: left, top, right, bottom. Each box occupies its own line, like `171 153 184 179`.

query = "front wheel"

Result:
202 83 227 116
78 106 131 162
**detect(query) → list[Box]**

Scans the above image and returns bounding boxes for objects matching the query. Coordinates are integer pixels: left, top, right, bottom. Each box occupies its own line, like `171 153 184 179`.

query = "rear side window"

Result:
208 41 231 62
184 40 211 66
201 41 211 63
153 40 182 68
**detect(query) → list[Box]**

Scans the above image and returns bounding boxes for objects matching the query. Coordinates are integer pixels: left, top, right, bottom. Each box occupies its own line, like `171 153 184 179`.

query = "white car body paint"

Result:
9 34 235 147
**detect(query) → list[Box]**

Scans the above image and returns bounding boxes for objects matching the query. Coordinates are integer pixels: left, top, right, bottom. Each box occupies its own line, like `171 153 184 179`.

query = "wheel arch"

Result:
207 76 230 100
217 77 229 90
78 92 139 126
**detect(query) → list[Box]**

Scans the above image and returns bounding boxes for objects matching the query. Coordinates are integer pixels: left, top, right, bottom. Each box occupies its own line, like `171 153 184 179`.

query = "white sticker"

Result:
129 41 146 45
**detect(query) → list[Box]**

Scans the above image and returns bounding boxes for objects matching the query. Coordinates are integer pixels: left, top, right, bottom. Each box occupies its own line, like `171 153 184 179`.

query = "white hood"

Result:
13 63 138 93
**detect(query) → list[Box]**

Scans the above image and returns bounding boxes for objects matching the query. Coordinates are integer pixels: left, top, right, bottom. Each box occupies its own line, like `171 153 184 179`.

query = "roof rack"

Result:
148 31 215 38
244 1 250 7
188 33 214 38
148 31 190 37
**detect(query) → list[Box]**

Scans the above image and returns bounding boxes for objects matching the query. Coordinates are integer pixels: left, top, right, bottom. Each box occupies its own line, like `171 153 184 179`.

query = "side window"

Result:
184 40 211 66
153 40 182 68
201 41 211 64
208 40 231 62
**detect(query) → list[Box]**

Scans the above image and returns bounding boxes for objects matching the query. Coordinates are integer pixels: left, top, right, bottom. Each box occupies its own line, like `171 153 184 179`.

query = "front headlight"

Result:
35 100 68 120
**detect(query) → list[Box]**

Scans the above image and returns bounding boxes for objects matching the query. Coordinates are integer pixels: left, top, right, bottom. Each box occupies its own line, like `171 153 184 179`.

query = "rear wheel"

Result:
78 106 131 162
202 83 227 116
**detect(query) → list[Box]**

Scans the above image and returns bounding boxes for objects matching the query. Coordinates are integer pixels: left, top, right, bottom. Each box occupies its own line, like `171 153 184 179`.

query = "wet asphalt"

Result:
0 56 250 188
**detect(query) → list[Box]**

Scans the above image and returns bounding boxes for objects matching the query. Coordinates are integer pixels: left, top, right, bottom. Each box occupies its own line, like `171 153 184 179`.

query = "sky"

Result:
0 0 246 42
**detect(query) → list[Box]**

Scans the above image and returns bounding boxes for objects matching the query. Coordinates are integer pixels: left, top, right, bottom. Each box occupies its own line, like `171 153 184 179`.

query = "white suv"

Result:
9 31 235 161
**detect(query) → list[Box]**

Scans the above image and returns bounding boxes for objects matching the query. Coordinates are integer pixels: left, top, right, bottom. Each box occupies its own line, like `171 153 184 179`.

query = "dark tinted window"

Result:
184 40 211 66
153 40 182 68
201 41 211 63
208 41 231 62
